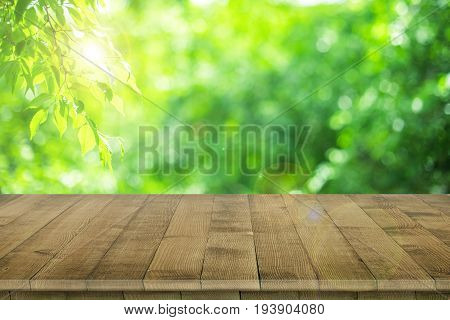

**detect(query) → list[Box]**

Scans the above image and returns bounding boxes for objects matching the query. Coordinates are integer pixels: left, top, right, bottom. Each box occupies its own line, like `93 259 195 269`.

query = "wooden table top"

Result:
0 194 448 292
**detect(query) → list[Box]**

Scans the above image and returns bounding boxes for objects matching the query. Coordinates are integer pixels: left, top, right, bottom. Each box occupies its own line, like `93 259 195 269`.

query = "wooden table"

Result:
0 194 448 300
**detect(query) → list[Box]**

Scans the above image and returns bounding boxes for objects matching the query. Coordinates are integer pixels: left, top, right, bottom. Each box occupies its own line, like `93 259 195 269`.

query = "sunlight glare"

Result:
82 42 106 66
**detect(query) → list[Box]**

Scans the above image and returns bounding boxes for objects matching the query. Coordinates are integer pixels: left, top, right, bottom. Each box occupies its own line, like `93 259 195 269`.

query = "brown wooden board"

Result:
351 195 450 291
383 194 450 245
88 195 181 291
283 194 376 291
144 195 214 290
31 195 147 290
201 195 259 290
319 195 435 291
249 194 317 290
0 194 447 294
0 195 114 290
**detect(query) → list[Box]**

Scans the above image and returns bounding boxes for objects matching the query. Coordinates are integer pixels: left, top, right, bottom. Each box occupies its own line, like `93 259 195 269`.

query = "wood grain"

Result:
66 292 124 300
283 194 376 291
181 291 240 300
0 194 447 295
0 194 49 225
249 194 317 290
383 194 450 245
240 291 300 300
4 290 446 300
88 195 181 291
351 195 450 291
201 195 259 290
10 291 67 300
0 195 114 290
358 291 416 300
416 194 450 216
144 195 214 290
0 195 22 208
31 195 147 290
0 195 81 262
319 195 435 291
0 291 11 300
124 291 182 300
298 291 357 299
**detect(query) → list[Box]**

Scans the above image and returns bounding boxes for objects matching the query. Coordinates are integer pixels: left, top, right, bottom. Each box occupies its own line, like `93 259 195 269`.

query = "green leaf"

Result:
29 93 54 107
119 139 125 158
15 0 33 22
78 124 96 155
5 61 20 92
68 8 82 24
21 60 35 94
99 136 112 170
0 40 13 56
23 72 34 94
97 82 113 101
53 103 67 137
74 99 85 113
29 109 48 140
111 95 124 115
0 61 13 77
24 6 38 24
35 40 52 57
52 4 66 26
15 40 26 56
45 72 55 93
51 66 61 87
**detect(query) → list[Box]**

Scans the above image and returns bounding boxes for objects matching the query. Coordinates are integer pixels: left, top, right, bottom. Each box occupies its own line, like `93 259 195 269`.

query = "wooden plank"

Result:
5 290 448 300
144 195 214 290
0 194 49 225
283 195 375 291
0 195 82 261
0 195 115 290
0 194 446 294
31 195 148 290
415 291 449 300
10 291 67 300
383 194 450 245
358 291 415 300
318 195 435 291
240 291 299 300
181 291 240 300
66 292 124 300
144 237 207 290
124 291 182 300
164 194 213 237
202 234 258 290
209 195 253 235
0 195 21 208
249 195 317 290
298 291 357 299
416 195 450 216
349 195 418 229
386 228 450 291
352 195 450 291
88 195 181 291
201 195 259 290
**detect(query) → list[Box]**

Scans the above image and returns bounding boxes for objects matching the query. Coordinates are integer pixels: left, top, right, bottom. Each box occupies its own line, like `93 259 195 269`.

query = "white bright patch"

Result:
276 0 346 6
82 41 106 66
190 0 226 6
191 0 345 7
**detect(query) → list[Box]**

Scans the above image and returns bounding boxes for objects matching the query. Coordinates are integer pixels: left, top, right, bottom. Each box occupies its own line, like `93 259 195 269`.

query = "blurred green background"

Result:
0 0 449 194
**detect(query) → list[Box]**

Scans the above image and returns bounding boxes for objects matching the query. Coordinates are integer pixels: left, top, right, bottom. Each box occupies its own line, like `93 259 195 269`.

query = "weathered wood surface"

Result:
0 194 448 294
1 290 448 300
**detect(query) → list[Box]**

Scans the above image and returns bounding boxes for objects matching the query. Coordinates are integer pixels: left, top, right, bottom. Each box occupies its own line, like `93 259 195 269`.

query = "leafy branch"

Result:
0 0 137 168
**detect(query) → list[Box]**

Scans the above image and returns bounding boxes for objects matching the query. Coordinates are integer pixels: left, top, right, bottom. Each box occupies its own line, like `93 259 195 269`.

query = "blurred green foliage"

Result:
0 0 449 193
